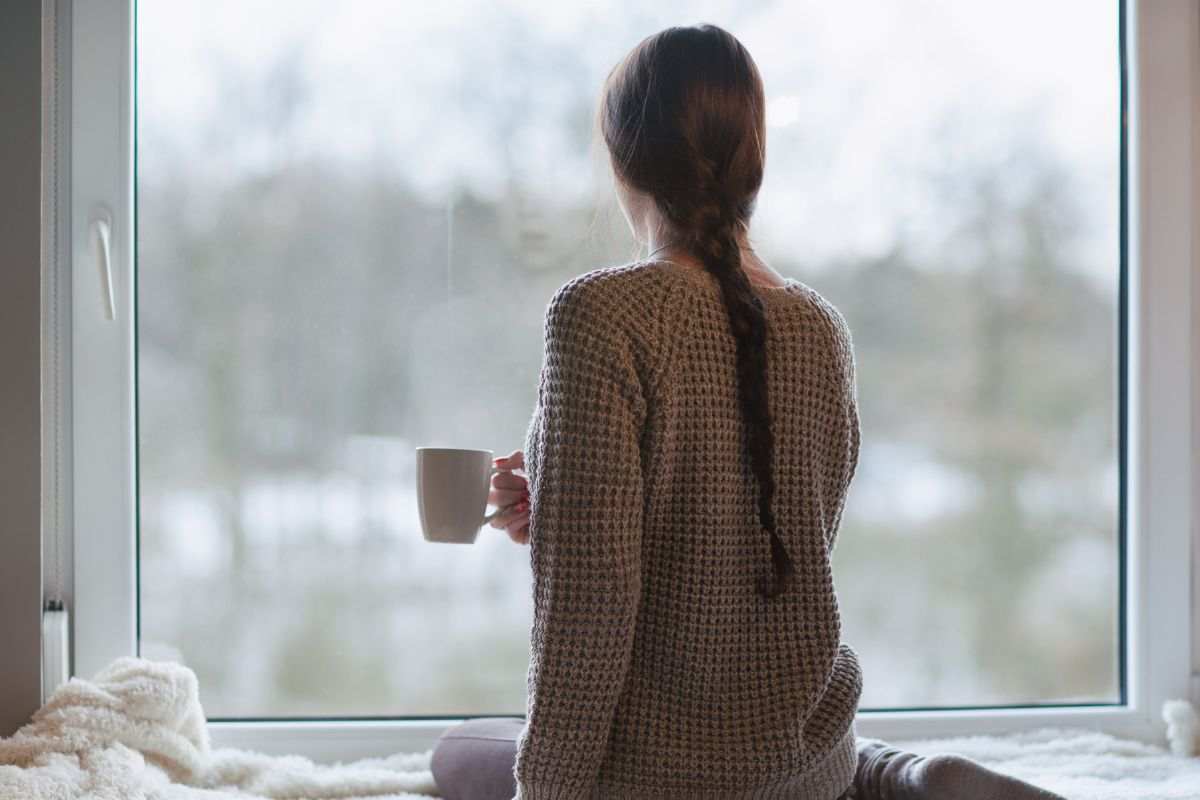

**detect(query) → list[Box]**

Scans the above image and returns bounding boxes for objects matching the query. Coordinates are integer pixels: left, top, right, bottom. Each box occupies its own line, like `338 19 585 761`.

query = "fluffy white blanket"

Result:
0 657 437 799
894 729 1200 800
2 656 1197 799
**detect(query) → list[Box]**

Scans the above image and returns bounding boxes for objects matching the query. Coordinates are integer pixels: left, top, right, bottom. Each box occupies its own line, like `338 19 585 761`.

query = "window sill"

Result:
208 704 1164 765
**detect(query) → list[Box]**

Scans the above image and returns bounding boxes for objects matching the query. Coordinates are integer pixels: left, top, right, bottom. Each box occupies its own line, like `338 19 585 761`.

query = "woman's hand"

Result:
489 449 530 544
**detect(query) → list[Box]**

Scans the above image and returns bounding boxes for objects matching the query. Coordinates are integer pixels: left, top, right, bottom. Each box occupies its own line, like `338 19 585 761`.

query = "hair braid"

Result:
599 24 791 598
673 155 793 599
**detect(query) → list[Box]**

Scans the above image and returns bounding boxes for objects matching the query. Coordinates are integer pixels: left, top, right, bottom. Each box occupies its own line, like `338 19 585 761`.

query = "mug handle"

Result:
481 464 522 525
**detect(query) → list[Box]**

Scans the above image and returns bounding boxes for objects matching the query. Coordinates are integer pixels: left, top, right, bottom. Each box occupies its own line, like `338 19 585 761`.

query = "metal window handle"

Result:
92 216 115 320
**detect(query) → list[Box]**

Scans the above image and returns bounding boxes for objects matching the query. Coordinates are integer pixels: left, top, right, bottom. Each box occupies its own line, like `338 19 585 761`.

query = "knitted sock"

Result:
849 738 1065 800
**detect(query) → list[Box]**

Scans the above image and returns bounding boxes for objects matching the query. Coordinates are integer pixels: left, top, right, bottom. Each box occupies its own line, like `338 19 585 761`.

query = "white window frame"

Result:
55 0 1196 760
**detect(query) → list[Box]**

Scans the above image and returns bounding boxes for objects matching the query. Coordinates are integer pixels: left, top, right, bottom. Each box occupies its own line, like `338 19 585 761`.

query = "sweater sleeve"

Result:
821 299 861 552
514 279 646 799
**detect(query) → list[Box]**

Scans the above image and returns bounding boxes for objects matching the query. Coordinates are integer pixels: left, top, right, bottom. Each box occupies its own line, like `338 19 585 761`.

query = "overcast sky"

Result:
139 0 1118 275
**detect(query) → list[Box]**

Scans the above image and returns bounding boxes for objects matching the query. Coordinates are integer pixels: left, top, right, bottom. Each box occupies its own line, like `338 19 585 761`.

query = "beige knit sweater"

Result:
514 259 863 800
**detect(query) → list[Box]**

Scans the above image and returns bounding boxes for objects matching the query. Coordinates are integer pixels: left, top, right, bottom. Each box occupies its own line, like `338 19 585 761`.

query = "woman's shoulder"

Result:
786 278 854 345
785 279 857 387
544 262 683 331
550 260 679 302
540 264 689 383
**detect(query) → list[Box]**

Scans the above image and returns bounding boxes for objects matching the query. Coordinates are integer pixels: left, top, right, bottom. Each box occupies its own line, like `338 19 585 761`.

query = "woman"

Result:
432 24 1063 800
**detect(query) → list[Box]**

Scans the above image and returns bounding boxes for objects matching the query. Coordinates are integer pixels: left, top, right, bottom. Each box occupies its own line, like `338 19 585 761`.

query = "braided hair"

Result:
599 24 793 598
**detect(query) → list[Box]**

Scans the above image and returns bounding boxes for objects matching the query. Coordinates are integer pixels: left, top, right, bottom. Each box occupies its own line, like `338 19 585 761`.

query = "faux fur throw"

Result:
893 726 1200 800
0 657 437 799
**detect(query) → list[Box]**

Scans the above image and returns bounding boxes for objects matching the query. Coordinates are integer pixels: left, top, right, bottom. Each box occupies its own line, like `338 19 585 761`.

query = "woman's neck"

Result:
645 235 789 289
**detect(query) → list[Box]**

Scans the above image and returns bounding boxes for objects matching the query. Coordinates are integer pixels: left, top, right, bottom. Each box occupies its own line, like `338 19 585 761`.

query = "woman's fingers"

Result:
506 511 530 545
489 501 530 544
491 471 527 491
487 498 530 532
490 459 528 508
486 504 516 530
489 468 528 508
489 488 525 507
489 451 529 543
493 450 525 471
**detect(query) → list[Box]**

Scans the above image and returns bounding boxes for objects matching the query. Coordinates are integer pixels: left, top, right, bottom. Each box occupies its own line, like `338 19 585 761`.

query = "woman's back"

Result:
516 259 863 798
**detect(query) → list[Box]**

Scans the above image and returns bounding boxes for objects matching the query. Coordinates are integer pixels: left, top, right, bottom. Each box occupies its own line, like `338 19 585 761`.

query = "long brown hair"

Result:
599 24 792 599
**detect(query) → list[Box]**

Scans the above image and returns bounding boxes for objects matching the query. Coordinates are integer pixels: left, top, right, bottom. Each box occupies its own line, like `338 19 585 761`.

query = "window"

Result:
64 0 1195 752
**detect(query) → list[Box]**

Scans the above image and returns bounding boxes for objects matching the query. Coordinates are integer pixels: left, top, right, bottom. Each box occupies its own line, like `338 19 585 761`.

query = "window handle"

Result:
91 214 115 321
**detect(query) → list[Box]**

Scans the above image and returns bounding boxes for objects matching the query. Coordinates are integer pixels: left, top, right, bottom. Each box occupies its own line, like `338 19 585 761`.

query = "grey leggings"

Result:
431 717 1057 800
431 718 869 799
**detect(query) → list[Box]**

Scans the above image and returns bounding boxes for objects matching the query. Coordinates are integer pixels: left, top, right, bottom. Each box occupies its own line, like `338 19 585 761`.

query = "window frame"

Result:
57 0 1196 759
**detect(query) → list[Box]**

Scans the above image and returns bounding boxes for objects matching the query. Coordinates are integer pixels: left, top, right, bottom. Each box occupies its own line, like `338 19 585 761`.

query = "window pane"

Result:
136 0 1119 716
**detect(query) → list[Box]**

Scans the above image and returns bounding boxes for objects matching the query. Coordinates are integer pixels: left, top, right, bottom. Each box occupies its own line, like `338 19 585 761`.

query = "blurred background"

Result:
136 0 1120 717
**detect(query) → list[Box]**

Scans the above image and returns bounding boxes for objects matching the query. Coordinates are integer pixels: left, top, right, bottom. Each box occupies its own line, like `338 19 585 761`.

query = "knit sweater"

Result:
514 259 863 800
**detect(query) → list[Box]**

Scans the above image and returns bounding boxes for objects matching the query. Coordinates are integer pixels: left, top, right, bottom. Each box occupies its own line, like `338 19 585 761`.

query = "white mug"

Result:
416 447 514 544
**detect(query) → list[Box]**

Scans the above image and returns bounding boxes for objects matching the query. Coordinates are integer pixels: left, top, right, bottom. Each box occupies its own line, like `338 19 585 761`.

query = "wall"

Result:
0 0 44 737
1192 1 1200 704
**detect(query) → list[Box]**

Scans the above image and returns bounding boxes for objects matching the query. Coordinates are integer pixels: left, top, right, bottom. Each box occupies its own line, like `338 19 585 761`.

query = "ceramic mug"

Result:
416 447 516 544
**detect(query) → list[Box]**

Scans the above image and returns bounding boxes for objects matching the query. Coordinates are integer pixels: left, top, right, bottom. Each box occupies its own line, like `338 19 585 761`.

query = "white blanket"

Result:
0 657 438 799
2 656 1198 800
894 729 1200 800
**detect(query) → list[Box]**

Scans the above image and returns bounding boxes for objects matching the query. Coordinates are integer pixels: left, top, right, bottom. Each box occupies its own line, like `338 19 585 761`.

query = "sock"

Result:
849 738 1065 800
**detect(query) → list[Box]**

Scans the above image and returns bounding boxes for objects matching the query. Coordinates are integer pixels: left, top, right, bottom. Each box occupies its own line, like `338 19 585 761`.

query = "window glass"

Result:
137 0 1120 716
